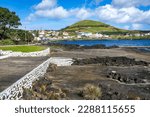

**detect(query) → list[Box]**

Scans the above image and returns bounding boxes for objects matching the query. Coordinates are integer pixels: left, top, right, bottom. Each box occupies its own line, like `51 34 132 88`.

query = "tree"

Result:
33 30 39 37
16 30 34 43
0 7 21 39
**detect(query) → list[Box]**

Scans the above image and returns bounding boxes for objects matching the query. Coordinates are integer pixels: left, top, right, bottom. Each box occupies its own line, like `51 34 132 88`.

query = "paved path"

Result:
49 57 73 66
0 56 49 92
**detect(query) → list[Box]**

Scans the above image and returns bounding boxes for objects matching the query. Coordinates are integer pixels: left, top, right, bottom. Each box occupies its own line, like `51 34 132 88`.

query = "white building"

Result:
77 32 93 37
39 30 45 38
94 33 103 38
134 34 141 37
34 37 41 41
77 35 82 38
145 33 150 36
63 32 69 36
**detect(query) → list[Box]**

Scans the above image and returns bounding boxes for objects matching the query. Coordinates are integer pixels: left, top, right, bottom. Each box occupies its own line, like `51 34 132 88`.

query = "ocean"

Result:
58 39 150 47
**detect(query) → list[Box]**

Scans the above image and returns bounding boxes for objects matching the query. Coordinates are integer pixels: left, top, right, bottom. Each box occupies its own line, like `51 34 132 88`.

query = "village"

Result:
32 30 150 41
33 30 110 41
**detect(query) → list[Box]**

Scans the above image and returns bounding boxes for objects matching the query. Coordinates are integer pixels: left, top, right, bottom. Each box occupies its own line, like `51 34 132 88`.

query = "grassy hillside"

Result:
62 20 130 34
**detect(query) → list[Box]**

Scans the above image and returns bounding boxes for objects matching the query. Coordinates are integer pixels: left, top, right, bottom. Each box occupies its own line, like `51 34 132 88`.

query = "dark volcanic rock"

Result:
99 82 150 100
72 56 149 66
46 63 57 72
105 66 150 84
47 42 118 50
106 71 145 84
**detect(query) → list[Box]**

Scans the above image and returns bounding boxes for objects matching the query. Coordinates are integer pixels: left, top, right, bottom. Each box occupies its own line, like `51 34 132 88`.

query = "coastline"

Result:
23 45 150 100
48 38 150 42
47 39 150 49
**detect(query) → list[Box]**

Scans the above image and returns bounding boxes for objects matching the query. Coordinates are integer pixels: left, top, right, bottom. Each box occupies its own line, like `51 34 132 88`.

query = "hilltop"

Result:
34 20 150 40
62 20 130 34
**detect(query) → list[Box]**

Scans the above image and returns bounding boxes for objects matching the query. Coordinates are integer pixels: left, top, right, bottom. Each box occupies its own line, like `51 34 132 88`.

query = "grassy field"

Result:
62 20 141 35
70 20 109 27
63 20 126 33
0 45 47 52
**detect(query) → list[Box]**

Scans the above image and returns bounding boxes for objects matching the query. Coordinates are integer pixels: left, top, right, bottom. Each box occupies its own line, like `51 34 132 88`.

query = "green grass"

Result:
0 45 47 52
0 39 15 45
70 20 109 27
62 20 143 35
63 20 129 33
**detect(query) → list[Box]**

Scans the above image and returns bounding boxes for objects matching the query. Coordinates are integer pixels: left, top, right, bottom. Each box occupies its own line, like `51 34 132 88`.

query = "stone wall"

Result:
0 55 10 60
0 58 51 100
0 48 50 58
0 57 73 100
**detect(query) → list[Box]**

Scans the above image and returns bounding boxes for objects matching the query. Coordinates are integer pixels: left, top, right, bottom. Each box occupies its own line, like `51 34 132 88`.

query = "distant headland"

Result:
34 20 150 41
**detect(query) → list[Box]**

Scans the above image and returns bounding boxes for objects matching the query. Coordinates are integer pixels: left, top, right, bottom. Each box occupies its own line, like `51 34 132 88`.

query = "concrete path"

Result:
49 57 73 66
0 56 49 92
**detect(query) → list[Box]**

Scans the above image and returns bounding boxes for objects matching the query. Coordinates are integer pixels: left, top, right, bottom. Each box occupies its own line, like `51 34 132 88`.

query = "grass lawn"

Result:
0 45 47 52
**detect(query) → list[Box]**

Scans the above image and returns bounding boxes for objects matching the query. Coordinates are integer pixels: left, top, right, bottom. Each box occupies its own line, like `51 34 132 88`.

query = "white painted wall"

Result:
0 48 50 59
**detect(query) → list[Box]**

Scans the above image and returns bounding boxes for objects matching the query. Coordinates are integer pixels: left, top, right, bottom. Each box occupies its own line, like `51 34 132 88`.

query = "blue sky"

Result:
0 0 150 30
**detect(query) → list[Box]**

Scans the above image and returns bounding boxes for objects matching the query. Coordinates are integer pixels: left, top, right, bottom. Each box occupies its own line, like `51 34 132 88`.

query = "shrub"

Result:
127 92 141 100
46 86 66 100
22 76 67 100
46 63 57 73
0 39 15 45
81 84 102 100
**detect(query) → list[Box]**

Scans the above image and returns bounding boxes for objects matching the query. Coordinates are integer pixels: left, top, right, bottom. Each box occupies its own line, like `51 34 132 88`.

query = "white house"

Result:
34 37 41 41
39 30 45 38
63 32 69 36
77 32 93 37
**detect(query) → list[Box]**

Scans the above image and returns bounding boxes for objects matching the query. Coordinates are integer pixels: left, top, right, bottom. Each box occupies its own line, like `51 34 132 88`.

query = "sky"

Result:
0 0 150 30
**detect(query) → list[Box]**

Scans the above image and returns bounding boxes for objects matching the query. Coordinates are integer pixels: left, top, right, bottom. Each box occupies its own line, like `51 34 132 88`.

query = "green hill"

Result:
62 20 130 34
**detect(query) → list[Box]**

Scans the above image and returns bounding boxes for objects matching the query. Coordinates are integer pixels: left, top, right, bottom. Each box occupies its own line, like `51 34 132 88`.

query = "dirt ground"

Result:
47 64 150 100
23 47 150 100
0 56 49 92
49 47 150 100
51 47 150 62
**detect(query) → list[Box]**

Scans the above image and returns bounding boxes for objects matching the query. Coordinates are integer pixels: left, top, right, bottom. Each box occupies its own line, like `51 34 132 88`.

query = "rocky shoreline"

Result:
23 63 150 100
48 42 118 50
72 56 149 66
72 57 150 84
22 45 150 100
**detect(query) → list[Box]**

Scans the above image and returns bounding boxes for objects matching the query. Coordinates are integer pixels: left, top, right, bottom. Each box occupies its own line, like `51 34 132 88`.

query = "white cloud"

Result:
28 0 69 20
75 8 92 20
27 0 93 21
132 23 143 30
35 7 69 19
27 14 35 21
34 0 57 10
112 0 150 7
26 0 150 30
95 4 150 24
95 5 131 23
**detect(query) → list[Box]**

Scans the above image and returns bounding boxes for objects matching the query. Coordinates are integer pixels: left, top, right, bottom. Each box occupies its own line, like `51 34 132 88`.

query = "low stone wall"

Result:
0 58 51 100
0 57 73 100
0 55 10 60
0 48 50 58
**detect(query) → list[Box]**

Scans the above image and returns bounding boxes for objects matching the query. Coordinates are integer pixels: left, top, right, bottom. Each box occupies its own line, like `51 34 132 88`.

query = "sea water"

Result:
58 39 150 47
